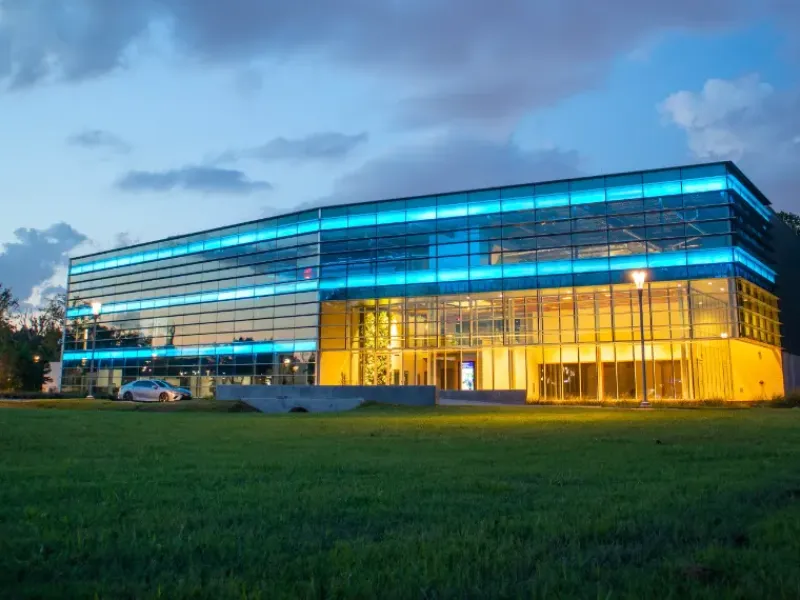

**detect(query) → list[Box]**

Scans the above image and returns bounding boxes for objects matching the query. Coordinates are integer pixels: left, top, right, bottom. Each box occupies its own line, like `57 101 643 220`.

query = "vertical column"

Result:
60 275 72 394
727 277 739 339
594 290 602 402
685 281 697 400
596 345 603 402
646 283 655 400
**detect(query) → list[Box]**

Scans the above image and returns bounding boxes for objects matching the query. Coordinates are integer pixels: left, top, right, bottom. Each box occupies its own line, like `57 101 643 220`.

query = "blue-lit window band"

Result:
70 175 772 276
63 339 318 362
67 246 775 320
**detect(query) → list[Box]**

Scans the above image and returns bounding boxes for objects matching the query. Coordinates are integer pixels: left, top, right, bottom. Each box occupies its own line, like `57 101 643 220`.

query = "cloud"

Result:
18 283 68 314
233 66 265 95
40 285 66 299
659 75 800 210
287 134 582 212
3 0 789 127
0 222 87 303
0 1 154 88
772 0 800 54
67 129 132 154
116 166 272 195
219 132 368 164
112 232 140 248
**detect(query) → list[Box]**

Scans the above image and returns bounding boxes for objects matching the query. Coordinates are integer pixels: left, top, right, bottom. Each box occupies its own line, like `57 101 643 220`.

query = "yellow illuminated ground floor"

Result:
318 278 784 401
320 339 783 401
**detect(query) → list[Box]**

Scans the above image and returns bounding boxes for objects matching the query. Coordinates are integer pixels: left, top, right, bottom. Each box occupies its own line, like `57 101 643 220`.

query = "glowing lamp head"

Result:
631 270 647 290
91 301 102 316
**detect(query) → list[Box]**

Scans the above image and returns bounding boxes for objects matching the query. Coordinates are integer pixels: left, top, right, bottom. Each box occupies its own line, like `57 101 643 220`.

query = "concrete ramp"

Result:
216 384 437 413
239 395 364 414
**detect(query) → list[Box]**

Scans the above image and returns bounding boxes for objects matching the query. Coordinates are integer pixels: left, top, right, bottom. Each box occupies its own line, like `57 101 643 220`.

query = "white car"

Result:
117 379 191 402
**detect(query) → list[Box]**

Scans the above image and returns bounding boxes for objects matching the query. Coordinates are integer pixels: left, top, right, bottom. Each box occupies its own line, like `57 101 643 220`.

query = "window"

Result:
572 217 607 232
688 220 731 236
606 199 644 215
536 220 571 236
536 206 571 222
608 214 645 228
537 234 572 249
572 231 608 246
437 230 468 244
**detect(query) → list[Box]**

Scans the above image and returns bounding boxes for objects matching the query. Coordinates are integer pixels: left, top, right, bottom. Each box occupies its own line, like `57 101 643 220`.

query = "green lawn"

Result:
1 405 799 599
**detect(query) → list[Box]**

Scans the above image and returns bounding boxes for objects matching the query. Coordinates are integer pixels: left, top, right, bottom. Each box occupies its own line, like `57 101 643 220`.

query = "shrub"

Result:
0 391 65 400
754 394 800 408
227 401 259 413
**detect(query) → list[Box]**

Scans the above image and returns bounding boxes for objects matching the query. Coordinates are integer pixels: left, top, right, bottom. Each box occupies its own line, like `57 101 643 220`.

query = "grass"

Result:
1 405 799 598
0 398 253 413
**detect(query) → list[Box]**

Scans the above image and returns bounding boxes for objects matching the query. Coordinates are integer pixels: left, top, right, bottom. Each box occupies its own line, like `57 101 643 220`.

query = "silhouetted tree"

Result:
778 211 800 235
0 285 65 391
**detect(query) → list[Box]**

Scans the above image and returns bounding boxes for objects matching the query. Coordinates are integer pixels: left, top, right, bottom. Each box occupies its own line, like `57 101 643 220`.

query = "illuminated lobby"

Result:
62 162 788 402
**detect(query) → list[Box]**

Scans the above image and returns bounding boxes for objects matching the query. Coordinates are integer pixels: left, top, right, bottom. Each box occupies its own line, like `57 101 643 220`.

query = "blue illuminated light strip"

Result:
734 246 776 281
62 339 318 362
67 279 320 317
66 246 775 320
71 175 764 276
727 175 772 220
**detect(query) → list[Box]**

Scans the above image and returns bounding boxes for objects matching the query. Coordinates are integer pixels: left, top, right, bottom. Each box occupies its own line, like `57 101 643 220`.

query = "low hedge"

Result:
0 391 66 400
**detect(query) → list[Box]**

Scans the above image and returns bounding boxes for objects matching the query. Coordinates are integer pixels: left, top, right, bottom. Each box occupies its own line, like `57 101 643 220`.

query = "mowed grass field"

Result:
1 404 799 599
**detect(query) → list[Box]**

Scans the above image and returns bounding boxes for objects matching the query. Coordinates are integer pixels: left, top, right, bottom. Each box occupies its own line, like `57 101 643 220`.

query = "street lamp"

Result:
631 271 649 408
86 302 102 399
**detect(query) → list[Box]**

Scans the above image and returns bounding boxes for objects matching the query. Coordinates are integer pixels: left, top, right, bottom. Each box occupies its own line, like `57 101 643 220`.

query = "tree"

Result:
778 211 800 235
0 283 18 325
41 293 66 330
0 283 18 389
0 285 65 392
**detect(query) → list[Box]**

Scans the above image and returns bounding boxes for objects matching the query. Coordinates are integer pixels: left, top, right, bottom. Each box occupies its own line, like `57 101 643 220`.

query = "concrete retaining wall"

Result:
238 395 364 414
439 390 527 405
216 384 437 413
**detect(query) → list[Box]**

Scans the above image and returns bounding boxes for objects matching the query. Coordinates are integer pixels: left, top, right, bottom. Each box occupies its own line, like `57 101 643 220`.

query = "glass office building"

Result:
61 162 786 401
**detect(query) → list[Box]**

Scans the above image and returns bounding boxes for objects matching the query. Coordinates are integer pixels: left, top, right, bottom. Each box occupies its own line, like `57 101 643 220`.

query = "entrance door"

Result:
435 353 460 390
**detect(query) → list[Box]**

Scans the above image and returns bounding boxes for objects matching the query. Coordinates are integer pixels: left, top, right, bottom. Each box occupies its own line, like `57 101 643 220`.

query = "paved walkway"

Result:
437 399 610 408
438 398 527 407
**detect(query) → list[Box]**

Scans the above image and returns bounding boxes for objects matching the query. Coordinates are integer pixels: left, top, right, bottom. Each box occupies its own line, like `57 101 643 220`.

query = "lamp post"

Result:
282 356 291 385
86 302 102 399
631 271 649 408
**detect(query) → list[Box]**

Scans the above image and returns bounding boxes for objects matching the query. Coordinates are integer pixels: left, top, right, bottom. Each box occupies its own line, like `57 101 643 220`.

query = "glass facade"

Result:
61 162 785 401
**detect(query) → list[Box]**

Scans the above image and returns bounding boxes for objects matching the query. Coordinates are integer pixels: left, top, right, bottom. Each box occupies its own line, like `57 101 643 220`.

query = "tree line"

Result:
0 283 64 392
778 211 800 235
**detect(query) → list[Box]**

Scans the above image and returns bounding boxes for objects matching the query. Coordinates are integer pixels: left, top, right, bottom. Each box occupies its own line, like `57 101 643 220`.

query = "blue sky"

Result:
0 1 799 306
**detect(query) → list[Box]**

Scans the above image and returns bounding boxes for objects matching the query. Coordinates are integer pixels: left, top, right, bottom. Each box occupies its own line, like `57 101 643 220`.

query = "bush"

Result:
754 394 800 408
0 391 65 400
227 401 259 413
523 396 800 409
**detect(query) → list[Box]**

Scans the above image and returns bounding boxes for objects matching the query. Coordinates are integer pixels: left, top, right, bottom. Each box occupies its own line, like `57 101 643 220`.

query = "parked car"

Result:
117 379 192 402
